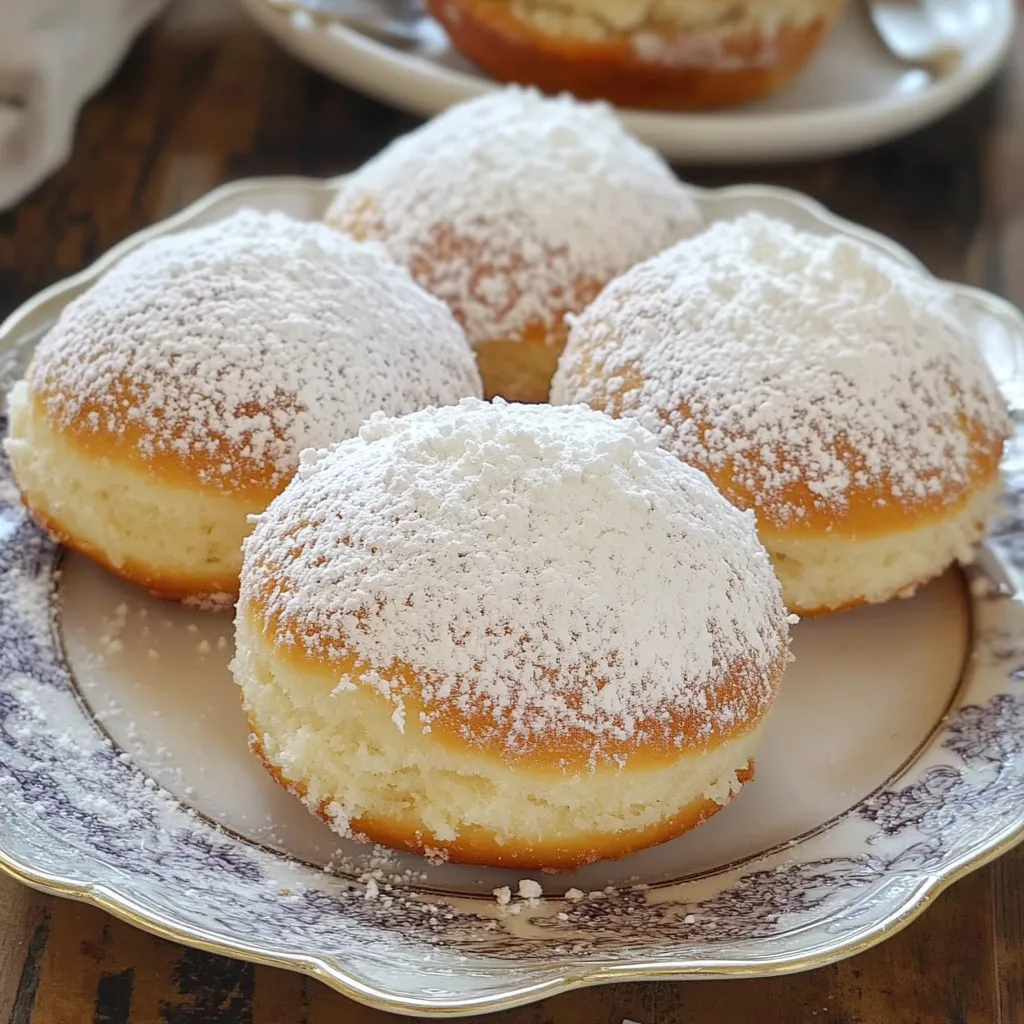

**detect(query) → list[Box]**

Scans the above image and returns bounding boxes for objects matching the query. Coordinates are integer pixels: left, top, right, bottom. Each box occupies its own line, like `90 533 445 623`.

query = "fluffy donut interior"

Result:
767 476 1004 615
4 381 259 599
235 606 762 857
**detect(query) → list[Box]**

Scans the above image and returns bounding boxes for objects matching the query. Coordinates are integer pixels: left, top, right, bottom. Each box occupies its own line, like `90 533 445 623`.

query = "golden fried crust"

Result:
562 355 1006 539
14 387 276 601
27 370 291 497
248 722 755 870
424 0 841 111
240 596 788 771
474 328 570 403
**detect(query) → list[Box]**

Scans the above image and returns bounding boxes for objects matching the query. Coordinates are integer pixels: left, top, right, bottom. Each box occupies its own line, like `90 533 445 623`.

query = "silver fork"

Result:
860 0 995 78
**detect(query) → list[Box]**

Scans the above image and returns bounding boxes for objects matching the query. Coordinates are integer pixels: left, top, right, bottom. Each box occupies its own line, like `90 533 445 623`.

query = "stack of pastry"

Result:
3 87 1008 873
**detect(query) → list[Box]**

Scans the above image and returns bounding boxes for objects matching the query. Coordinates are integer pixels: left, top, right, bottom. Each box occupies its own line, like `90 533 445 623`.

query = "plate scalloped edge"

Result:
2 178 1024 1018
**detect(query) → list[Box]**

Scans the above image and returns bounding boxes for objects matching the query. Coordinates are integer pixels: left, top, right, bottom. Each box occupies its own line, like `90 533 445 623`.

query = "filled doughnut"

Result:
428 0 844 111
234 398 791 870
324 86 702 404
553 212 1010 616
4 208 481 608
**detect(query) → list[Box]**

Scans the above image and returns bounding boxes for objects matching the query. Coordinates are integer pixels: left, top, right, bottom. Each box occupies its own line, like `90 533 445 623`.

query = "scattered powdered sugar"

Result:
25 208 481 493
518 878 544 900
99 602 128 656
183 592 235 613
555 213 1011 526
241 398 789 760
325 86 701 346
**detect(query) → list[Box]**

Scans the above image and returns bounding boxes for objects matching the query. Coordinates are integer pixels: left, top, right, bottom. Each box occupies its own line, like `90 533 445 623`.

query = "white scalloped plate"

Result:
2 177 1024 1018
240 0 1015 163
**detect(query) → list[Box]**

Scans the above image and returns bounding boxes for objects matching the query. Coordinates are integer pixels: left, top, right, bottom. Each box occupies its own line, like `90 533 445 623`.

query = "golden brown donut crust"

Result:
26 374 289 498
15 387 275 601
241 595 788 771
474 329 572 404
562 351 1006 540
248 719 755 870
426 0 843 111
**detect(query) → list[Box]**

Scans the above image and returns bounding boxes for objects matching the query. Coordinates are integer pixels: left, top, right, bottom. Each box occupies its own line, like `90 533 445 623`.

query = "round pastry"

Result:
427 0 843 111
4 208 482 608
234 398 791 870
553 212 1010 616
324 86 702 404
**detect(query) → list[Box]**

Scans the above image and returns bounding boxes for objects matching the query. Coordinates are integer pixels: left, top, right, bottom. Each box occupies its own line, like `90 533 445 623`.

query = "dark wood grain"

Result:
0 882 49 1024
1 1 1022 1021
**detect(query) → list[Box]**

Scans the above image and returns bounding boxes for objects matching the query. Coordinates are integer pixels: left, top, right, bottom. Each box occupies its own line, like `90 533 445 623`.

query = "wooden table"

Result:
2 3 1023 1021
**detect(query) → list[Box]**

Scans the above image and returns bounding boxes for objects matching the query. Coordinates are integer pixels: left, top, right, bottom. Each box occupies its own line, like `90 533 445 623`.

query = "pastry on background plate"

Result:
427 0 844 111
4 208 481 609
234 398 791 870
324 86 702 404
553 212 1010 616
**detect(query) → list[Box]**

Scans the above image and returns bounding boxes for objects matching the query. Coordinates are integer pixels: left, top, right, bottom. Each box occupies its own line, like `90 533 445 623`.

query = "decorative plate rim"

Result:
2 176 1024 1018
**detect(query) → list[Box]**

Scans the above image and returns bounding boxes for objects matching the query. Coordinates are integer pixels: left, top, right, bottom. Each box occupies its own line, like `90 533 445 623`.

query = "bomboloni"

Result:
324 87 702 404
4 208 481 608
234 398 791 870
553 212 1010 615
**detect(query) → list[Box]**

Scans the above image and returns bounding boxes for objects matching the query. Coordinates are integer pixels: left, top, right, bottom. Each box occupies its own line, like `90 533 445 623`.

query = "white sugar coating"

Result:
25 208 482 493
325 86 701 346
240 398 789 759
518 878 543 900
554 213 1010 526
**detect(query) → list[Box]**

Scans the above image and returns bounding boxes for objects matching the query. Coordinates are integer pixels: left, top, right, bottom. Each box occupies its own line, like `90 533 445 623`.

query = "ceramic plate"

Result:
2 177 1024 1019
240 0 1015 164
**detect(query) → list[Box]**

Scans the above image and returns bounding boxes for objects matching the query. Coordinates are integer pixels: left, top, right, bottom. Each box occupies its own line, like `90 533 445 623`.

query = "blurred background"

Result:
1 0 1019 278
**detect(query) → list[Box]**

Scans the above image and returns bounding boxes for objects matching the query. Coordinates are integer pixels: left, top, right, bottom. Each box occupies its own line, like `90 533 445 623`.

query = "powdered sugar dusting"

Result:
555 213 1010 526
240 398 789 760
325 87 701 346
25 209 482 493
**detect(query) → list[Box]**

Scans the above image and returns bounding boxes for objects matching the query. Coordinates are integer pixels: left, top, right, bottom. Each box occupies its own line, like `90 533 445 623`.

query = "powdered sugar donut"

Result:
323 87 702 404
5 208 482 608
553 212 1010 616
234 398 791 869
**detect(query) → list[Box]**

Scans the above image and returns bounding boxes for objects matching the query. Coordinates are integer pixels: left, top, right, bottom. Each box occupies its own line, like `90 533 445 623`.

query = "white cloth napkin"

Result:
0 0 168 211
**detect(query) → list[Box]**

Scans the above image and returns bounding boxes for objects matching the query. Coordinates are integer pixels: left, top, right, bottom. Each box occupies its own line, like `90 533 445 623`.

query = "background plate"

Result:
240 0 1015 163
2 178 1024 1018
